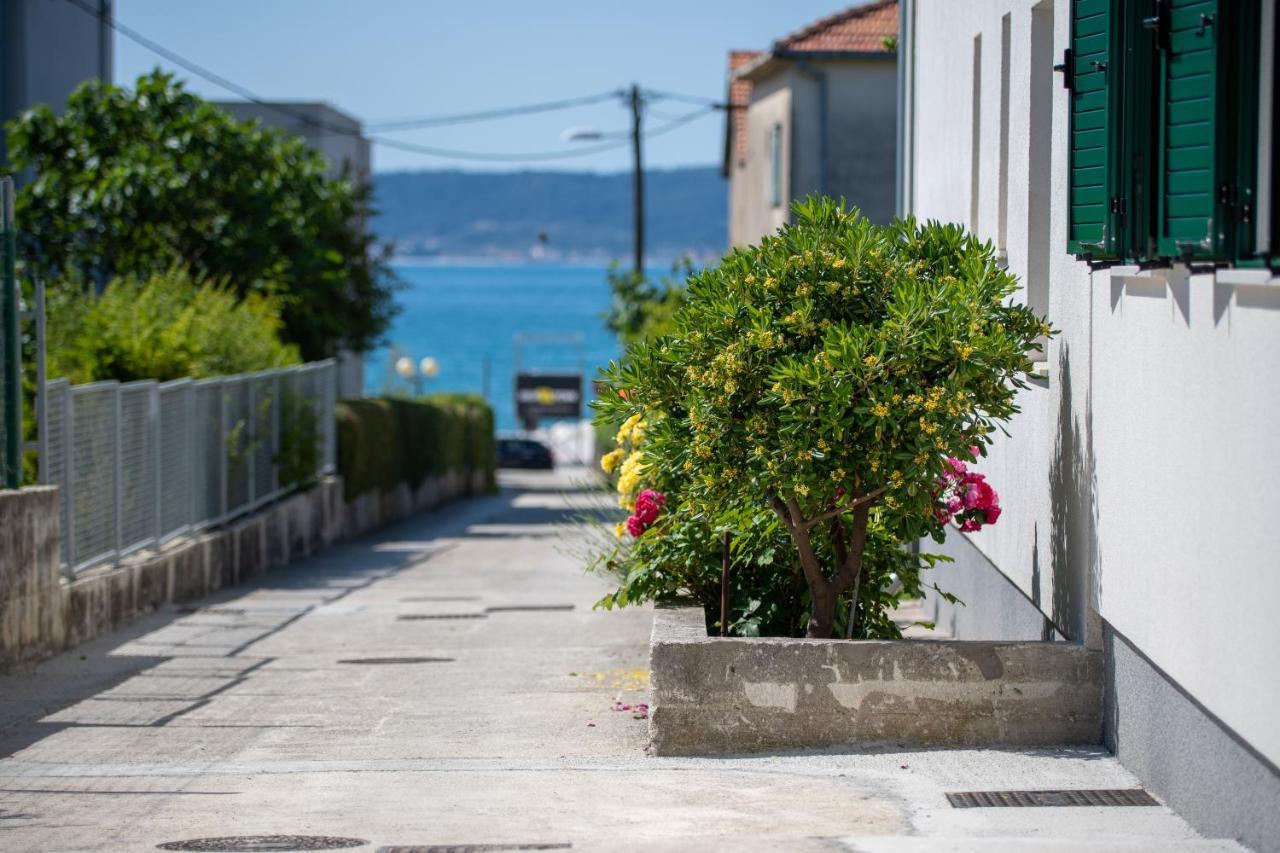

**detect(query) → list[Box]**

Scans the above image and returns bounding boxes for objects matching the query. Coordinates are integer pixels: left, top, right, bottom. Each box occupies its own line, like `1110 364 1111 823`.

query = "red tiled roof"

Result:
776 0 898 54
726 50 760 170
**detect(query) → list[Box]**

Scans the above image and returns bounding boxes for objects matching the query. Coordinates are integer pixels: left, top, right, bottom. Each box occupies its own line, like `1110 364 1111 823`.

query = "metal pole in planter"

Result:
1 178 20 488
720 531 731 637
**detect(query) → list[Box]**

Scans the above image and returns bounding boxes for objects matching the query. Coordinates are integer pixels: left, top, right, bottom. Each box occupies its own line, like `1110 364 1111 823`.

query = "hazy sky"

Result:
112 0 859 174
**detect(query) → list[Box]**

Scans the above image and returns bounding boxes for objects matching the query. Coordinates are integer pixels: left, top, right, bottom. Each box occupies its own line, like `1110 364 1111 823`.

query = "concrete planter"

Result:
648 604 1102 756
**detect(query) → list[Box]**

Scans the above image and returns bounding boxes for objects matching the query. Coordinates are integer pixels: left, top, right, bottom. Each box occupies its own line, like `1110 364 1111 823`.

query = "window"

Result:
1064 0 1275 265
769 123 783 208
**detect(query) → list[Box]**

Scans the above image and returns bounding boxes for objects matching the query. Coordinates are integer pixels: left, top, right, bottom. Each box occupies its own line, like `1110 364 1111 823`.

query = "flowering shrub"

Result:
594 198 1048 638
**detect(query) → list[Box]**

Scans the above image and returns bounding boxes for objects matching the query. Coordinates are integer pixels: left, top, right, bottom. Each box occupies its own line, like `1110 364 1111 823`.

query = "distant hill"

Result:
370 166 726 261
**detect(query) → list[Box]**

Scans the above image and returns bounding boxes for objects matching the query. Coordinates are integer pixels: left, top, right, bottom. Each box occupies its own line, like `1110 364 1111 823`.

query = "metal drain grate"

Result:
946 789 1159 808
157 836 368 851
377 845 571 853
398 613 488 621
338 657 455 665
485 605 575 613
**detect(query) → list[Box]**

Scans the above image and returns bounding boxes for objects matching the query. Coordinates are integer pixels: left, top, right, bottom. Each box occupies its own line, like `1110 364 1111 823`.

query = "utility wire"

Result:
367 91 624 131
642 88 726 108
61 0 719 163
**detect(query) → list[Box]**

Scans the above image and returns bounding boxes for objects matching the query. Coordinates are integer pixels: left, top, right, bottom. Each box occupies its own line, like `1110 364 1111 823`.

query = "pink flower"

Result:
964 478 996 510
935 508 952 525
984 505 1002 524
969 445 981 459
959 519 982 532
946 496 963 513
633 489 666 526
625 515 647 537
945 457 968 476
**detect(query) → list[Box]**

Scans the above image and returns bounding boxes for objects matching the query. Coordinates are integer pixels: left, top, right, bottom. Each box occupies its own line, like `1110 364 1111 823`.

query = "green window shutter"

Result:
1154 0 1225 259
1227 0 1263 262
1068 0 1125 259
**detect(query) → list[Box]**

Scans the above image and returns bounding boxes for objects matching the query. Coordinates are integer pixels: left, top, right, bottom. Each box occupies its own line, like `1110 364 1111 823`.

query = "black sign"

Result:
515 372 582 423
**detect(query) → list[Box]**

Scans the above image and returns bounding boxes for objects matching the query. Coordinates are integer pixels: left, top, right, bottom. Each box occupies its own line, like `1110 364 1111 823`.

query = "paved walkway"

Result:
0 469 1243 852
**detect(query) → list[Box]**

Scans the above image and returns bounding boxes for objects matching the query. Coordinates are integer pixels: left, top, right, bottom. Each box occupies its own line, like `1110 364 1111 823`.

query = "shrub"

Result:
45 267 299 384
594 198 1048 638
336 395 497 502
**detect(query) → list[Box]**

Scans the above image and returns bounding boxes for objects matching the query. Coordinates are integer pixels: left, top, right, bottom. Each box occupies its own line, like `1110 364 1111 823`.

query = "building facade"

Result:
725 1 899 247
0 0 112 164
900 0 1279 848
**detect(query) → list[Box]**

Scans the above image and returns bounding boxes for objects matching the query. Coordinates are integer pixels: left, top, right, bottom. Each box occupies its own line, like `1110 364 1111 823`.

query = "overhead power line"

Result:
366 91 625 132
60 0 720 163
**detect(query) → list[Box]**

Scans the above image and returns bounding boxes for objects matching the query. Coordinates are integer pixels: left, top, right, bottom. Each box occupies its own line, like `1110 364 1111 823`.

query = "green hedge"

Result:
336 394 496 502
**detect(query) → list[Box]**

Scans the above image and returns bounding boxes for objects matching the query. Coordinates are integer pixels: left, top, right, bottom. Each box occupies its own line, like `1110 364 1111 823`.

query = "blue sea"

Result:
365 262 631 431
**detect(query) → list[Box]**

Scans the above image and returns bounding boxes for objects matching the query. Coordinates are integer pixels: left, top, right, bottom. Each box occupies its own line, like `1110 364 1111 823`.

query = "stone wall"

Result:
1 468 487 672
649 605 1102 756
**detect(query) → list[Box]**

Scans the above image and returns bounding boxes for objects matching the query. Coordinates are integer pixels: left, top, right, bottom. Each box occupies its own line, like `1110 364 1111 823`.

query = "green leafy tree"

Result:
596 199 1047 638
6 71 398 359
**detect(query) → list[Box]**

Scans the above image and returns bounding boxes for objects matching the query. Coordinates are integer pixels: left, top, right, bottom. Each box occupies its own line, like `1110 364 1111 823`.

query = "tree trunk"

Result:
807 589 838 638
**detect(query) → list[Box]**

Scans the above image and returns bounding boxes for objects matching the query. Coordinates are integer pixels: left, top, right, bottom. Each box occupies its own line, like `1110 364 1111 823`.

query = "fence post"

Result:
152 383 161 544
1 177 20 489
62 388 75 577
34 278 47 485
113 383 123 564
219 379 228 521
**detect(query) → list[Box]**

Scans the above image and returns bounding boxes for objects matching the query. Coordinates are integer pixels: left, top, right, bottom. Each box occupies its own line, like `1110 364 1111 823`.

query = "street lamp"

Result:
396 354 439 397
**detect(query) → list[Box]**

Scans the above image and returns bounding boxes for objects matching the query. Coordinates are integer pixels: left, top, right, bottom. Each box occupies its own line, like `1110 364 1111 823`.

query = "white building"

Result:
899 0 1278 847
214 100 372 398
725 1 899 247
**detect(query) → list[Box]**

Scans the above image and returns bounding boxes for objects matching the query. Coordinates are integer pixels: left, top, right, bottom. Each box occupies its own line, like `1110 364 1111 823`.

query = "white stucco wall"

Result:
729 75 791 248
911 0 1280 769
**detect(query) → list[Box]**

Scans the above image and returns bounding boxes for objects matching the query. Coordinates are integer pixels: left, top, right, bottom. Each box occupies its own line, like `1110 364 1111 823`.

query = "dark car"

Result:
496 437 554 470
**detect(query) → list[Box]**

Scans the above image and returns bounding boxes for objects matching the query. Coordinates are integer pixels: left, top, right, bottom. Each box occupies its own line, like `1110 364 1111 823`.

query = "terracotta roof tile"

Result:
777 0 898 54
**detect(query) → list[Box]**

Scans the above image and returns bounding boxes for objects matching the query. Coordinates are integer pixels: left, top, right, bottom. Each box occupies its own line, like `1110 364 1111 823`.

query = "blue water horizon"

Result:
365 261 647 431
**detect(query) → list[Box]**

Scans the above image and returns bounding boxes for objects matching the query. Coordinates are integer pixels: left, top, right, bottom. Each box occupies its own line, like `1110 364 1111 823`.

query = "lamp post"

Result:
396 354 439 397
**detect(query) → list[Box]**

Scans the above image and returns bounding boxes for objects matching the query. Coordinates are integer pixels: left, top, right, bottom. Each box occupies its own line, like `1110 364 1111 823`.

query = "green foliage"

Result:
276 391 321 491
45 267 299 384
594 198 1047 637
603 258 690 349
336 395 496 502
7 71 399 360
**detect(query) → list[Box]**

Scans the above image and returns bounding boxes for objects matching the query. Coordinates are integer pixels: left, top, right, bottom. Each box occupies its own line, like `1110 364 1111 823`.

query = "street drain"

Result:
157 836 367 851
485 605 575 613
377 845 571 852
339 657 454 665
398 613 488 621
946 789 1159 808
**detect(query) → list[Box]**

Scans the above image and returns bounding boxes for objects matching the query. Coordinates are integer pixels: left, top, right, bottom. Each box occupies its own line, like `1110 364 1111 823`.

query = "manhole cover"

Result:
377 845 571 852
946 789 1158 808
157 836 367 851
485 605 575 613
398 614 488 621
338 657 454 665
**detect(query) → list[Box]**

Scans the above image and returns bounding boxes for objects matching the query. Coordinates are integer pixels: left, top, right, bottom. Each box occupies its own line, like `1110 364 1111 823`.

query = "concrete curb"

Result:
648 604 1103 756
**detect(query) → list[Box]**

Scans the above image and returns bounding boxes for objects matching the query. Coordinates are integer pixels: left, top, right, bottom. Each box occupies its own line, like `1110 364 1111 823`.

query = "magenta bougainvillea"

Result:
935 450 1001 532
626 489 666 538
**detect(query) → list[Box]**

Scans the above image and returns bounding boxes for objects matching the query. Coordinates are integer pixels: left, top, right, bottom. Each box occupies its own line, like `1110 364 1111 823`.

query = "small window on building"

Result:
769 123 783 208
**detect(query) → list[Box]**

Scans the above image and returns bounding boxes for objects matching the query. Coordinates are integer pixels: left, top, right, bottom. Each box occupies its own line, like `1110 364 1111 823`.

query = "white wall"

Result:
911 0 1280 769
729 74 792 247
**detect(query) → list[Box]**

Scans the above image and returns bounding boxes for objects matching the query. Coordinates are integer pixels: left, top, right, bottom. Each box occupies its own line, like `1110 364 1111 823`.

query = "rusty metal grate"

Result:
485 605 575 613
377 845 571 852
397 613 488 621
157 836 368 851
338 657 454 665
946 789 1159 808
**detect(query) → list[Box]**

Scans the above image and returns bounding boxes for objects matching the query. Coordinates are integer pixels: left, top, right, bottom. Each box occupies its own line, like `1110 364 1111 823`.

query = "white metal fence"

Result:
42 360 337 575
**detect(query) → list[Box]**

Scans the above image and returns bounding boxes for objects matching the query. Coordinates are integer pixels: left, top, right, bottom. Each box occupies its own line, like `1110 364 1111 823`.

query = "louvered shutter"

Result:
1154 0 1224 259
1068 0 1124 259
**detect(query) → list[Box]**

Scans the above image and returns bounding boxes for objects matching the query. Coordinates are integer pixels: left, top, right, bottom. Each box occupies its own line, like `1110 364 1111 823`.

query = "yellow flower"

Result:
614 521 625 538
616 450 646 498
724 379 738 395
831 256 847 269
890 470 904 488
863 355 879 368
795 483 810 497
600 448 626 474
615 413 644 445
957 344 974 360
920 418 938 435
871 402 890 418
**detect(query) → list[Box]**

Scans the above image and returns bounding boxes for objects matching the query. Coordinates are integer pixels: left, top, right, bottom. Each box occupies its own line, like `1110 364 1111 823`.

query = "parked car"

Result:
496 437 554 470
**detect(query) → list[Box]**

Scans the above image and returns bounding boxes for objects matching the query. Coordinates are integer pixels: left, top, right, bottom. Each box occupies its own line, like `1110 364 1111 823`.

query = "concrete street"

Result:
0 469 1244 852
